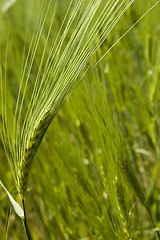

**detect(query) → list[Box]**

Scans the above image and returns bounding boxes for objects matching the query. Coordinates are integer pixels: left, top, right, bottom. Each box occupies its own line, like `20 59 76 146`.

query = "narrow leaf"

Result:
154 228 160 232
2 0 17 13
0 181 24 219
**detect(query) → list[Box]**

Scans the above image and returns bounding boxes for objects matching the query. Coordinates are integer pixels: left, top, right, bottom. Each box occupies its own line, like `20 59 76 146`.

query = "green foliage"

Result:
0 0 160 239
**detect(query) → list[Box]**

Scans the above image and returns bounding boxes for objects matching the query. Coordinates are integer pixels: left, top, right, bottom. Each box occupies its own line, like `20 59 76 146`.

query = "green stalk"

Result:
22 199 32 240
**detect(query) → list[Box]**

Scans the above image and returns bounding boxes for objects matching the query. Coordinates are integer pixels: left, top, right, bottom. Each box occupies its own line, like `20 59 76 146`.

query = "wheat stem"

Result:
22 199 32 240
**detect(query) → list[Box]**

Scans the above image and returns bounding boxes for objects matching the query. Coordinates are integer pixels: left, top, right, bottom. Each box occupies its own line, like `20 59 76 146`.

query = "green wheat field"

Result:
0 0 160 239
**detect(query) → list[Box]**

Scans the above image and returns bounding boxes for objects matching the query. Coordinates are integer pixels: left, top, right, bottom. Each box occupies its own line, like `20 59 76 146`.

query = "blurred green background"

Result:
0 0 160 239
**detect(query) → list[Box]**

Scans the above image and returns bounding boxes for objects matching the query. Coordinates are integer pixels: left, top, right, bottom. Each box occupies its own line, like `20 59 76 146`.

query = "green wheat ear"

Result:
114 177 132 240
17 108 51 199
118 158 145 205
0 0 134 201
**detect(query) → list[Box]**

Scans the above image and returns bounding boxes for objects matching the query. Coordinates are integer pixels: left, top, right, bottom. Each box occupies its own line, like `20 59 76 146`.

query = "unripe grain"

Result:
17 108 51 199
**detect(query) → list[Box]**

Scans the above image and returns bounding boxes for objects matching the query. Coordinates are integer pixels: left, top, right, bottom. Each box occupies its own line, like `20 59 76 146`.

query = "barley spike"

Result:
17 108 51 199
